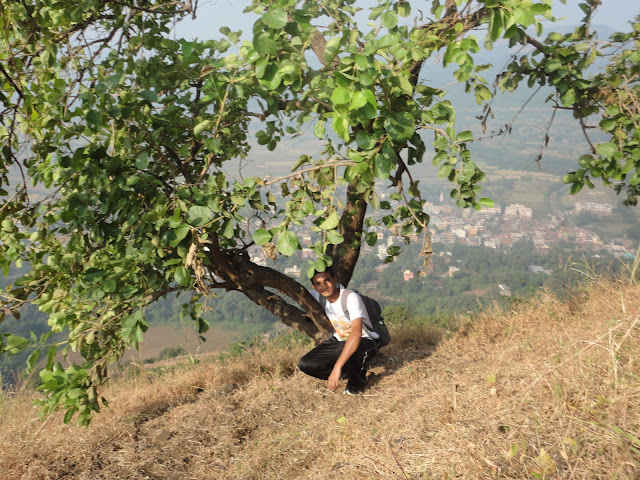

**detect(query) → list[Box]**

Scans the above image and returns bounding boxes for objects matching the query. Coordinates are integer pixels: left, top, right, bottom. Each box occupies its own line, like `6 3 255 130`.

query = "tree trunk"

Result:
327 183 368 287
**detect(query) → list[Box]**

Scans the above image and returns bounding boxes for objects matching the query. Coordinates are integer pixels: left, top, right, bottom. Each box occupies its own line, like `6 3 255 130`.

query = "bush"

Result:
158 346 186 361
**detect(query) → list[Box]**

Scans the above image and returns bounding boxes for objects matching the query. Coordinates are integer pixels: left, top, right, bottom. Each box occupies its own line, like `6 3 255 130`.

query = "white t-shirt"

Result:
311 285 376 341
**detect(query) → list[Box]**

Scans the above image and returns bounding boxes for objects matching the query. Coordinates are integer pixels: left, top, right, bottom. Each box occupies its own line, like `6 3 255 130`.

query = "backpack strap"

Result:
340 288 353 319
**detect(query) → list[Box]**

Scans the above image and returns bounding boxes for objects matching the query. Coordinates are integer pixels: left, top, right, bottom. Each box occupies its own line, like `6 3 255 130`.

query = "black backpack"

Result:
318 288 391 348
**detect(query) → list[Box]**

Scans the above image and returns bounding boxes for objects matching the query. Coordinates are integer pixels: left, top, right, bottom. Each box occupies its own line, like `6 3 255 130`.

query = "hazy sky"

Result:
174 0 639 40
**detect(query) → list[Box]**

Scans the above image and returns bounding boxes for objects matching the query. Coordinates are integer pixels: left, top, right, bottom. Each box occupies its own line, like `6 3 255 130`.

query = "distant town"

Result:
249 189 637 281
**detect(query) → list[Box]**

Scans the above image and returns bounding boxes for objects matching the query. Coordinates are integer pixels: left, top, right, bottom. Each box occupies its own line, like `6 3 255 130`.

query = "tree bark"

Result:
203 234 333 342
327 182 368 287
241 286 325 342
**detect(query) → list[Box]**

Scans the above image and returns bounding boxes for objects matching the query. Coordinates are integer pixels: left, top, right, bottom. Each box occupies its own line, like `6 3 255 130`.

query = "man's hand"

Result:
328 366 342 391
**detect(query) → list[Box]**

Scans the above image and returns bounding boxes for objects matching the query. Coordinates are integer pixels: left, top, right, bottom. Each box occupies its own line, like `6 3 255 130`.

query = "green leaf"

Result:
595 142 618 158
277 231 299 256
363 89 377 109
569 181 584 195
67 388 85 399
26 349 40 373
390 75 413 96
333 114 350 141
4 334 28 355
513 7 534 26
373 153 392 180
103 278 117 293
490 10 503 42
324 37 341 65
600 117 617 131
168 223 190 247
318 211 340 230
261 63 282 89
456 131 474 143
135 152 149 170
443 44 460 67
255 56 268 78
397 2 411 17
326 230 344 245
365 231 378 246
351 91 368 110
478 197 494 207
438 163 453 178
174 266 192 287
356 131 377 150
384 112 414 142
291 154 310 171
314 120 326 138
474 84 492 104
381 11 398 29
139 90 158 102
103 72 124 89
194 119 212 136
330 87 351 105
560 88 576 107
205 137 221 154
64 407 78 425
46 346 56 369
256 130 269 145
187 206 213 226
221 219 234 238
187 205 213 227
253 228 272 245
86 110 101 127
262 8 287 29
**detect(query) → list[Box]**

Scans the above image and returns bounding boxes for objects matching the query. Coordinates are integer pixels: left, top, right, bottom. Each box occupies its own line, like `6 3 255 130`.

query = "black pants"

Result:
298 336 377 390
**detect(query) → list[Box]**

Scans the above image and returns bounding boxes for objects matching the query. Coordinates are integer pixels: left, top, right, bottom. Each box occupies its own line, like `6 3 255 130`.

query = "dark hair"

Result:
311 266 336 281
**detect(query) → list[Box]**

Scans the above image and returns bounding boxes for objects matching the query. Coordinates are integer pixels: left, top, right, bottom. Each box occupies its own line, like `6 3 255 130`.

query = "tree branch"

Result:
525 33 547 53
0 63 23 97
106 0 195 16
263 161 357 185
201 234 331 342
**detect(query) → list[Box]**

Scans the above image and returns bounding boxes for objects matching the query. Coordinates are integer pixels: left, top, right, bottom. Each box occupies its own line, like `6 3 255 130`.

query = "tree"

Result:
0 0 638 424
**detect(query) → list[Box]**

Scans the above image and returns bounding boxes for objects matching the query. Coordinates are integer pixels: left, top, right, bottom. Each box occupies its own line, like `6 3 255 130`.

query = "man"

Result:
298 268 378 394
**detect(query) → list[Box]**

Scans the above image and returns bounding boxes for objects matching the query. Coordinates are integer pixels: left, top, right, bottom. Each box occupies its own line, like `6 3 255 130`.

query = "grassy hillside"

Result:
1 278 639 479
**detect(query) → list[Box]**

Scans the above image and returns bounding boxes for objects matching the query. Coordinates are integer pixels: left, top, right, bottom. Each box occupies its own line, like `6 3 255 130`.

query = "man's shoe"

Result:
343 383 365 395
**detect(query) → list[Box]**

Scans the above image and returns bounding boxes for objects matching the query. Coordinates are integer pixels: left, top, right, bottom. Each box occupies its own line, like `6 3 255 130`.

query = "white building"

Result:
575 202 613 214
284 265 301 278
477 205 502 215
504 204 533 218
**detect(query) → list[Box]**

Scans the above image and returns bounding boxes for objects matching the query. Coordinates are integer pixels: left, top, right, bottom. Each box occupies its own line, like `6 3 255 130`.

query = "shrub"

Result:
158 346 186 361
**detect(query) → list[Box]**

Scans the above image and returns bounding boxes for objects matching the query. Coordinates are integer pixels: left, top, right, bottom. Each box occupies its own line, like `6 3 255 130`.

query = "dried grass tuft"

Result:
1 279 639 479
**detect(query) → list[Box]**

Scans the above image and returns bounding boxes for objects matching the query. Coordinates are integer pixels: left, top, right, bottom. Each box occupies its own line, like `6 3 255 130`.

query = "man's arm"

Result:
327 317 362 390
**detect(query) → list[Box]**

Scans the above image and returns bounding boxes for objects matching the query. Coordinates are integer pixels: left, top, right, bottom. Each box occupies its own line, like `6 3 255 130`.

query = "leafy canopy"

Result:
0 0 639 424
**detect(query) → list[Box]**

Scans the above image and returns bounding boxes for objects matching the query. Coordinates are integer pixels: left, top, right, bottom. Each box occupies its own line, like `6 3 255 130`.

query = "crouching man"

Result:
298 268 378 395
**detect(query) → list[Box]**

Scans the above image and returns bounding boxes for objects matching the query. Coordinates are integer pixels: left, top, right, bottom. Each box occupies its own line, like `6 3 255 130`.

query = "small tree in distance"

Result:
0 0 638 424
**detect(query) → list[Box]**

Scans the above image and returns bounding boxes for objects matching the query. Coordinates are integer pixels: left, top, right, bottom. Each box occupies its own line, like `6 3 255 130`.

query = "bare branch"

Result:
0 63 23 97
106 0 195 16
263 161 357 185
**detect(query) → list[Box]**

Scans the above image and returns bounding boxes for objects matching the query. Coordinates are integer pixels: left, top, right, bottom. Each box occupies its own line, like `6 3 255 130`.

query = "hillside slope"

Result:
1 279 638 479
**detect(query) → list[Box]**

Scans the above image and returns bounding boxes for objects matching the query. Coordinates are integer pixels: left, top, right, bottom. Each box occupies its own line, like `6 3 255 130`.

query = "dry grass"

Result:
0 279 639 479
